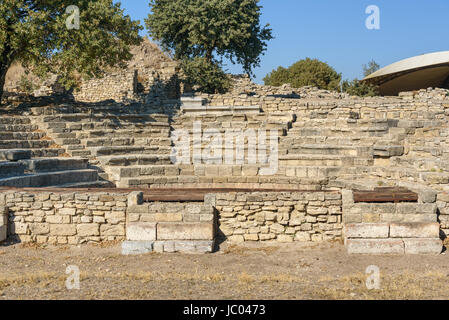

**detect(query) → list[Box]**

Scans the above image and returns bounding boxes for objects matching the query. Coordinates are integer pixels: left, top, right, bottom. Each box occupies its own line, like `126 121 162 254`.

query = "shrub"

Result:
342 79 379 97
263 58 342 91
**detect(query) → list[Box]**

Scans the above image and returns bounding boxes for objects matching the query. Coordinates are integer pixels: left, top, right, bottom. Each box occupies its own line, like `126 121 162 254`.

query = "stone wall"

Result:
0 205 7 242
342 189 442 254
122 192 217 254
0 191 128 244
73 70 137 103
212 191 343 243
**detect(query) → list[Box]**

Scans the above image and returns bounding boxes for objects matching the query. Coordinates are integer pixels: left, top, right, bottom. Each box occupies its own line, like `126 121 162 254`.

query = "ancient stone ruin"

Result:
1 46 448 255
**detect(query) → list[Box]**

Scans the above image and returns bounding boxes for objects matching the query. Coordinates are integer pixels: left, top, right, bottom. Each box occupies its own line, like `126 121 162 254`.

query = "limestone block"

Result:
345 223 389 239
122 241 154 255
346 239 404 254
77 224 100 237
50 224 77 236
157 222 214 240
100 224 125 236
128 192 144 206
124 222 155 241
390 223 440 238
0 225 6 242
154 213 183 222
403 238 442 255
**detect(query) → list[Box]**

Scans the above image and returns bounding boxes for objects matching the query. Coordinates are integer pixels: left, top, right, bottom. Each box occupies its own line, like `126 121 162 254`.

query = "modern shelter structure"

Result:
362 51 449 96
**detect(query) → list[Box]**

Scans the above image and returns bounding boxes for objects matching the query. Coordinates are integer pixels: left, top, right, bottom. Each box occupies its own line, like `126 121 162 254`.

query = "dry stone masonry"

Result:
0 191 128 244
214 192 342 243
2 72 449 254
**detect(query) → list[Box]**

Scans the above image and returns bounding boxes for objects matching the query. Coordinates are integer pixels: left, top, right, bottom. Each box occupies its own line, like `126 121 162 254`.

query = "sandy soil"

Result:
0 241 448 300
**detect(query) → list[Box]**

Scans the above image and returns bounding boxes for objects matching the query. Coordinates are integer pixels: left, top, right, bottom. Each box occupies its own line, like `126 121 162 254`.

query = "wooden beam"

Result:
353 188 418 203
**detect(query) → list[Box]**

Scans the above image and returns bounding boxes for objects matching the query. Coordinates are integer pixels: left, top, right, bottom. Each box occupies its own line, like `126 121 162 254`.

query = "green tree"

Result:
363 59 380 77
0 0 142 102
342 60 381 97
263 58 342 91
181 57 231 94
342 79 379 97
146 0 273 93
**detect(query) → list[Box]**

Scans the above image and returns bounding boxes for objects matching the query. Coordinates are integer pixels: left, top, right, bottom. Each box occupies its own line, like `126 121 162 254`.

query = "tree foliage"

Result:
0 0 142 101
181 57 231 94
146 0 272 93
363 59 380 77
263 58 342 91
342 79 379 97
342 60 381 97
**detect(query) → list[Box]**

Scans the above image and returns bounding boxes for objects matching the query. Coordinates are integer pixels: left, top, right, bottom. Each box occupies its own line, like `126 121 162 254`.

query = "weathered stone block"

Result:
154 213 183 222
127 222 156 241
100 224 125 236
58 208 76 216
403 238 442 255
128 192 144 206
127 204 150 214
390 223 440 238
157 223 214 240
346 239 404 254
345 223 389 239
29 223 50 235
0 207 7 226
174 240 214 253
77 224 100 237
50 224 77 236
122 241 154 255
0 225 6 242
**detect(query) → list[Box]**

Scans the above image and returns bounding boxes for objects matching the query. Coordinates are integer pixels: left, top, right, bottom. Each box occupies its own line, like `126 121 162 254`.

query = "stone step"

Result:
90 146 171 157
43 120 170 131
84 137 133 147
391 157 449 171
0 169 99 188
0 124 39 132
99 154 172 167
41 113 169 123
53 138 81 146
71 150 92 157
0 161 25 177
30 148 66 158
0 117 31 124
288 127 389 137
280 136 379 146
0 132 46 140
83 128 170 139
0 149 32 161
49 180 115 188
281 144 370 156
178 128 286 136
118 176 326 189
18 158 89 172
0 140 54 149
279 154 369 166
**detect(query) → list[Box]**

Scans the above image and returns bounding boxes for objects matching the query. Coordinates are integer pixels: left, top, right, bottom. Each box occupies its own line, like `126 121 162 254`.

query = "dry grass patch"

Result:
223 244 279 255
312 271 448 300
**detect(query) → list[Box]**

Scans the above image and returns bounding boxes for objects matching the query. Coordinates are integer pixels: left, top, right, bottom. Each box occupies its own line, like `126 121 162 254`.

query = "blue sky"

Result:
115 0 449 84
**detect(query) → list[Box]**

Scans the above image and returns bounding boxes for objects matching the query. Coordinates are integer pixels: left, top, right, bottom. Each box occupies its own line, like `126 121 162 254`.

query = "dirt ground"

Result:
0 240 448 300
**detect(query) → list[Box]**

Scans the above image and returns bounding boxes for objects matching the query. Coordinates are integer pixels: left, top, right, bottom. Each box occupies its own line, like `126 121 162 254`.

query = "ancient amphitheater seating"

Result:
0 115 110 188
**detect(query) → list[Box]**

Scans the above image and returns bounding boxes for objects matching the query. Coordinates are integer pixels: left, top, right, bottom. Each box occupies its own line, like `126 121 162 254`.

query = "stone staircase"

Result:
0 115 65 158
277 117 406 184
33 112 173 184
0 115 110 188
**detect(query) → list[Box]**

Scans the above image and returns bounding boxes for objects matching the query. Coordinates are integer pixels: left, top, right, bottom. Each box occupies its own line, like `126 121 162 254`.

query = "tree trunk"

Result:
205 48 213 64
